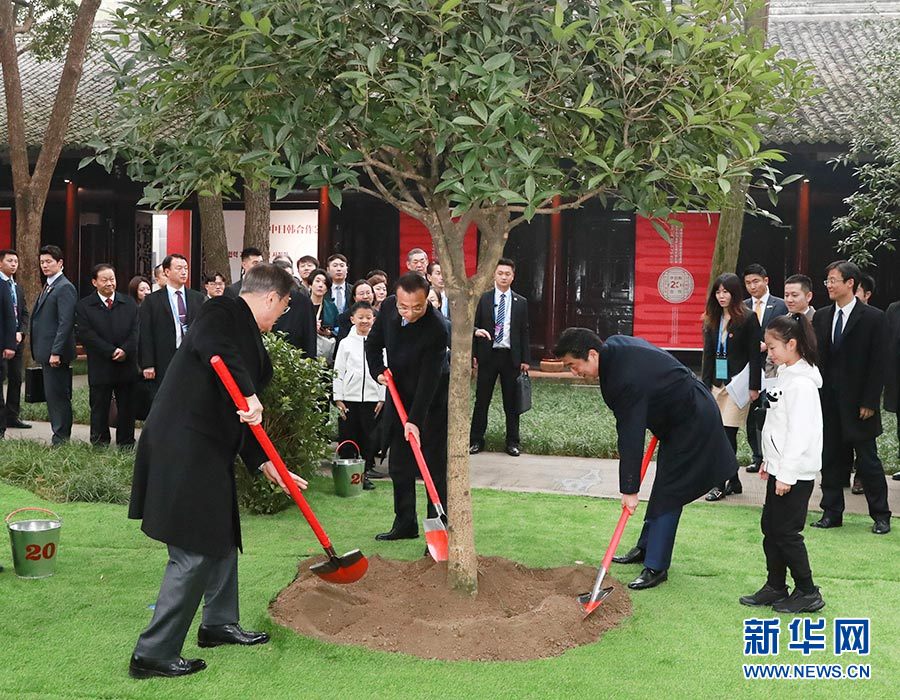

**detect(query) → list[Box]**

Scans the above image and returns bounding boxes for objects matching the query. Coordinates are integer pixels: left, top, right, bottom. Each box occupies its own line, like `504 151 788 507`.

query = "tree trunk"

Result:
198 192 232 284
708 176 750 287
243 180 271 259
17 196 45 367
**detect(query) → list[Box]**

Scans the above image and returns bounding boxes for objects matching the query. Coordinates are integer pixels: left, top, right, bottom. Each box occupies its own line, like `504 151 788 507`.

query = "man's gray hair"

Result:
240 263 293 298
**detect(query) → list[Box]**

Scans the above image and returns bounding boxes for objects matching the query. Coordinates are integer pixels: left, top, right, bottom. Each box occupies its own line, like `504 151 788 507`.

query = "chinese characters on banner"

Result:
398 212 478 276
223 209 319 282
632 213 720 350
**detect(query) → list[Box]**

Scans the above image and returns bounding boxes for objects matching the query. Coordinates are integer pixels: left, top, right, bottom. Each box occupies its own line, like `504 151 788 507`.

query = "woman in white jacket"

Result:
333 302 385 489
740 313 825 614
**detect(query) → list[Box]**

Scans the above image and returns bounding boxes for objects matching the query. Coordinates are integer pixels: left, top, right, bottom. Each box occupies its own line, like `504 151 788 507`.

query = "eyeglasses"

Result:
823 278 845 287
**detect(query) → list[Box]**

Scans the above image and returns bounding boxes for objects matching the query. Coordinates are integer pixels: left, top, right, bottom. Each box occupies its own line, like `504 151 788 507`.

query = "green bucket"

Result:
6 508 62 579
332 440 365 498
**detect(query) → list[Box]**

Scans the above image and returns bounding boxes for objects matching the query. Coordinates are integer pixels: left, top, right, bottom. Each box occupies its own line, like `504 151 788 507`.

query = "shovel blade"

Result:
578 587 614 619
423 517 449 562
309 549 369 584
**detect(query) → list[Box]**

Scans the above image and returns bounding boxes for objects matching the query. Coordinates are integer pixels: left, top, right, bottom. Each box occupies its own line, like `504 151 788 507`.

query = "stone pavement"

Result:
5 421 897 517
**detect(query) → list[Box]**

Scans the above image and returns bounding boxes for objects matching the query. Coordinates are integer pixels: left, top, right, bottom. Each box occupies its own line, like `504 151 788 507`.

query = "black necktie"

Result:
833 308 844 350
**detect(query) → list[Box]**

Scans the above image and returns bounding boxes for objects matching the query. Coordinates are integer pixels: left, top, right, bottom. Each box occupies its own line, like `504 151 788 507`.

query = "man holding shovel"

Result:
554 328 735 590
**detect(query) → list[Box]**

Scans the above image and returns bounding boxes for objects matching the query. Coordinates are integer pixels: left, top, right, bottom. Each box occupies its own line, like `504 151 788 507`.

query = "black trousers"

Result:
89 381 136 446
761 475 814 590
42 363 72 446
746 399 764 466
820 400 891 522
3 346 24 425
716 425 741 490
470 348 520 447
338 401 380 471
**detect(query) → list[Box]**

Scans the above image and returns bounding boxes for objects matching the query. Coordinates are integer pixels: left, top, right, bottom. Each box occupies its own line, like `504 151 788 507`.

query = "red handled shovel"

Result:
382 369 449 562
579 435 659 619
210 355 368 584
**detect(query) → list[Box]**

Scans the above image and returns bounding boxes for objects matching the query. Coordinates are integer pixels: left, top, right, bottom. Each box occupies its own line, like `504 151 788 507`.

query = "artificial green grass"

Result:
0 477 896 699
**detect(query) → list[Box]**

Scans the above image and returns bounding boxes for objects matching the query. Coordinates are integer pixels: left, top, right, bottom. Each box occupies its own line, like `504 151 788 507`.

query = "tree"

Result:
0 0 101 317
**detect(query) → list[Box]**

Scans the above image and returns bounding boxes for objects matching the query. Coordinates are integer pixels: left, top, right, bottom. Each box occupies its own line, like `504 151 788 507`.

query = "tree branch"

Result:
0 2 32 191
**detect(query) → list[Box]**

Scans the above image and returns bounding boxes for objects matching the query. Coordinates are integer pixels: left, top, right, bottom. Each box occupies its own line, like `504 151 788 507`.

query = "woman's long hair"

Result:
765 313 818 367
703 273 748 329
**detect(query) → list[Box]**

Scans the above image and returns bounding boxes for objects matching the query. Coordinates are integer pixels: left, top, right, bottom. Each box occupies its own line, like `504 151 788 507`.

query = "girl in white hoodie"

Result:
740 313 826 614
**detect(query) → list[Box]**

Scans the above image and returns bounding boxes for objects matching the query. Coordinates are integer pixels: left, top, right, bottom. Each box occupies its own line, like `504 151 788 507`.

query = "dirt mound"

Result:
270 555 632 661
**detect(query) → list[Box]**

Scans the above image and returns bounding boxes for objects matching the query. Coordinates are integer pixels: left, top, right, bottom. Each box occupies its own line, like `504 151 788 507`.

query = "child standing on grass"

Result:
740 313 825 613
333 302 384 491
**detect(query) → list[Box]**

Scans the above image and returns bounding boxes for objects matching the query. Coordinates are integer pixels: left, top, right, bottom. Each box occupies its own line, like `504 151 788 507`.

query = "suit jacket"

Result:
700 313 762 391
744 294 788 331
30 274 77 364
224 279 242 299
273 288 317 358
1 275 28 349
138 286 206 382
128 296 271 558
884 301 900 414
75 292 140 385
473 288 531 368
813 301 886 442
0 279 15 353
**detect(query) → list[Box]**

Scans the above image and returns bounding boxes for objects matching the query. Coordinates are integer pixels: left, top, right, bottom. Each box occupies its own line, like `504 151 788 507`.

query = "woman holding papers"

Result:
701 273 762 501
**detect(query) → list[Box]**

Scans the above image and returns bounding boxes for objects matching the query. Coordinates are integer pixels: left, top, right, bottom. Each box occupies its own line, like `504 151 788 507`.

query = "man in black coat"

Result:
555 328 735 590
742 263 788 473
128 264 305 679
469 258 531 457
271 257 317 357
139 254 205 391
75 264 140 447
0 268 16 438
885 300 900 478
0 249 30 431
30 245 77 445
223 247 263 298
366 273 449 541
811 260 892 534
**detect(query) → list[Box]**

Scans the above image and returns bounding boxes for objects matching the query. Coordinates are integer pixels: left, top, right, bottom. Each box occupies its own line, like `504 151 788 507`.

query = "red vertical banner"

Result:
0 208 11 249
398 212 477 276
632 213 719 349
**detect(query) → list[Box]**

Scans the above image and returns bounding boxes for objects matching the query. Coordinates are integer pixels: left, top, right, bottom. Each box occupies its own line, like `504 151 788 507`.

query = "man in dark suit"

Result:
224 247 263 298
811 260 891 535
469 258 531 457
75 264 140 448
128 264 305 679
30 245 77 446
742 263 788 473
139 254 205 391
885 299 900 480
271 257 317 357
0 266 16 438
555 328 735 589
0 249 30 432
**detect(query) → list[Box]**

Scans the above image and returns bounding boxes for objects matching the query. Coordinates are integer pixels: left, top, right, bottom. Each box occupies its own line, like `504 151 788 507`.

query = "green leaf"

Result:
471 102 488 123
328 187 343 208
576 106 605 120
258 16 272 36
579 82 594 109
452 116 482 126
525 175 536 201
717 177 731 194
240 11 255 28
483 53 511 72
716 154 728 174
440 0 462 13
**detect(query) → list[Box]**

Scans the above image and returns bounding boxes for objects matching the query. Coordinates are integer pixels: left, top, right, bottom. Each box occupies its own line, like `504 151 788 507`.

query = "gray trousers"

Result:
42 363 72 445
134 545 239 660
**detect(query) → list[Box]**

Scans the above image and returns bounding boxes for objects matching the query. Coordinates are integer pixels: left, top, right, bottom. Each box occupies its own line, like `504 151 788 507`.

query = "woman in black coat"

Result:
700 273 762 501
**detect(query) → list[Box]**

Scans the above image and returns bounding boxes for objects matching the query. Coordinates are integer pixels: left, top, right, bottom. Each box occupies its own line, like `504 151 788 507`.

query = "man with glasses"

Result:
811 260 891 535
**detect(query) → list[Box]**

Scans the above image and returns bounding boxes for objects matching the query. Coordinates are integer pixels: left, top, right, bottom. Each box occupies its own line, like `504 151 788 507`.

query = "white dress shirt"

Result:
166 284 189 348
492 287 511 350
831 296 856 340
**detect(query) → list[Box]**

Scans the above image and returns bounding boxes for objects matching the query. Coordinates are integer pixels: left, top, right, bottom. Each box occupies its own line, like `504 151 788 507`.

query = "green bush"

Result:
235 333 334 514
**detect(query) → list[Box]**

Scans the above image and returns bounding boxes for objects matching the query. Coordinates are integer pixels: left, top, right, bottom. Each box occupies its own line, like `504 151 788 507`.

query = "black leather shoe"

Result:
8 420 31 429
772 587 825 614
363 477 375 491
375 527 419 541
724 479 742 495
810 516 843 529
851 477 864 495
872 519 891 535
704 487 725 502
745 463 760 473
129 654 206 679
739 584 789 607
612 546 644 565
468 442 483 454
627 567 668 590
197 624 269 648
892 472 900 481
505 445 520 457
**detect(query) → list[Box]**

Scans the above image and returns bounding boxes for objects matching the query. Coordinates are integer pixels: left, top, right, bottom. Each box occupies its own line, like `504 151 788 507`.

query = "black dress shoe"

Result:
375 527 419 541
872 519 891 535
772 587 825 614
627 567 668 590
363 477 375 490
704 487 725 502
197 623 270 648
724 479 742 495
8 420 31 429
745 463 760 473
810 516 843 529
851 477 865 495
892 472 900 481
129 654 207 679
468 442 483 454
505 445 520 457
739 584 789 607
612 546 644 564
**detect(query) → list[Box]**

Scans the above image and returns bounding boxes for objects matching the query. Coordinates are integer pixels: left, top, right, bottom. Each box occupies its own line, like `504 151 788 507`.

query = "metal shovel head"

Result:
423 517 449 562
577 587 614 619
309 549 369 584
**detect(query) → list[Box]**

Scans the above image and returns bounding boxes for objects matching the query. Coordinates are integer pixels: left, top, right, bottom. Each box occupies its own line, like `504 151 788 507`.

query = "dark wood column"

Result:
543 196 565 356
795 178 810 275
317 187 332 263
64 180 78 276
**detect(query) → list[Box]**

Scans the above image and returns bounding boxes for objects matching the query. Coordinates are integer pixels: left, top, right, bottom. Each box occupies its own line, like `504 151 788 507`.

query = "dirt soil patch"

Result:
270 555 632 661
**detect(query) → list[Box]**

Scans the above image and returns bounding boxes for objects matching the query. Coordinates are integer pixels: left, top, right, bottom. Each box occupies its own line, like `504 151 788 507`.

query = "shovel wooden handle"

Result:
382 369 444 511
210 355 333 549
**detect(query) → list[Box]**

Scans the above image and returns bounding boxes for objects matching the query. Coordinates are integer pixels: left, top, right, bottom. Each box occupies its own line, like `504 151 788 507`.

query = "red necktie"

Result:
106 298 113 310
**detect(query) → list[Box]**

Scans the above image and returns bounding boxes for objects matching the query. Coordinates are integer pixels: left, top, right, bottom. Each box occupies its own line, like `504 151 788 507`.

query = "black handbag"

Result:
25 366 45 403
516 371 532 414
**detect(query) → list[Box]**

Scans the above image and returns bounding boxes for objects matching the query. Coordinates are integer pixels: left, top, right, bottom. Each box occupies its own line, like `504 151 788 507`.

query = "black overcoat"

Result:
884 301 900 414
273 288 317 358
812 302 885 442
600 335 736 517
128 296 271 557
75 292 140 385
138 286 206 383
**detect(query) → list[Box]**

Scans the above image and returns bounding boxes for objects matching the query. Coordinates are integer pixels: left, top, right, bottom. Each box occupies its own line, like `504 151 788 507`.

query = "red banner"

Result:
0 208 11 249
398 212 478 277
632 213 719 350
